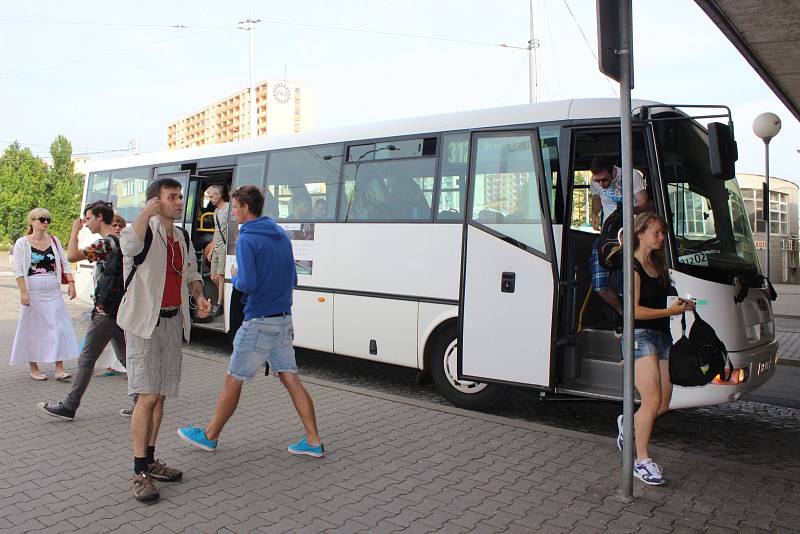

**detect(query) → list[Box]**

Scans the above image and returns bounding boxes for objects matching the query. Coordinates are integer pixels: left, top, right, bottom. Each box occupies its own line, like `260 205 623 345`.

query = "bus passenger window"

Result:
85 171 111 206
109 167 149 222
570 170 596 232
265 144 342 221
436 133 469 221
339 157 436 221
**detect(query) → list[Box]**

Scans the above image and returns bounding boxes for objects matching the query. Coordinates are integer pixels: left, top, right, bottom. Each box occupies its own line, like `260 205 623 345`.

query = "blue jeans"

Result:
622 328 672 361
228 315 297 380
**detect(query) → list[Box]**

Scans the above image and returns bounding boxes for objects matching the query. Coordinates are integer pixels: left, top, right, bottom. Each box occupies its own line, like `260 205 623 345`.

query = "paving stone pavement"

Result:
0 279 799 532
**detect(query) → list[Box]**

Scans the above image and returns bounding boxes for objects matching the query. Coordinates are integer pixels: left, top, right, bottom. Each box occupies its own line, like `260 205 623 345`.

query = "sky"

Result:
0 0 797 182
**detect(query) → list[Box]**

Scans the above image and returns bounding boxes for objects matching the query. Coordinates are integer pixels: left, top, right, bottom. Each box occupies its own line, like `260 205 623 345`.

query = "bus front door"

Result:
458 130 557 389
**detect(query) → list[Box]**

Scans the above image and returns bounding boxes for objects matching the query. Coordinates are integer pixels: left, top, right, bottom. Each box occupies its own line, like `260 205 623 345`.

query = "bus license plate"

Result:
755 360 772 377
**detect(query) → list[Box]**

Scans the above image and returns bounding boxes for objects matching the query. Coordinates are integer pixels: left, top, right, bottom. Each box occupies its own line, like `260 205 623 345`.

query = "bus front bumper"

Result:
669 340 778 410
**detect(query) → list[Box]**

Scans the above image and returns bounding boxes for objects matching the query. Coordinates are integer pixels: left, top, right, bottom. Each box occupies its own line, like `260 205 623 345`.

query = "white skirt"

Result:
10 274 80 365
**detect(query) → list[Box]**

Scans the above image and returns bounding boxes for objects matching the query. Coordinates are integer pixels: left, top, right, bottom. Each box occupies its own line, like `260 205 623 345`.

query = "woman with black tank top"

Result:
614 213 694 486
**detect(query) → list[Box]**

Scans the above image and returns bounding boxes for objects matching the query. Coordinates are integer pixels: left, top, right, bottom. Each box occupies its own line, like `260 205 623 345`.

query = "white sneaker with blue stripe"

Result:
633 459 665 485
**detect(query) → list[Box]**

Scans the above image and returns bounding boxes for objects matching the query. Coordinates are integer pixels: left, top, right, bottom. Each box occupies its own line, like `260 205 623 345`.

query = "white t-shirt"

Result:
589 166 645 224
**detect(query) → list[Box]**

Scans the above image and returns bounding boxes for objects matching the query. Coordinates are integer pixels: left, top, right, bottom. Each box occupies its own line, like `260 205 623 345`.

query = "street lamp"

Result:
324 145 398 220
753 112 782 279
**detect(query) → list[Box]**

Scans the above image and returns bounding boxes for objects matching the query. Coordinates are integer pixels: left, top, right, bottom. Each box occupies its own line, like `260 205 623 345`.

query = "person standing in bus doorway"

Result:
614 213 694 486
589 156 651 318
117 178 211 503
177 185 324 458
206 185 229 317
10 208 79 380
39 202 130 421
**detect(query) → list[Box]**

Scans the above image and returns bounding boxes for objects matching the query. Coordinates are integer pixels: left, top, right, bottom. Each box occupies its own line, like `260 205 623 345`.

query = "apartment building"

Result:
167 80 314 149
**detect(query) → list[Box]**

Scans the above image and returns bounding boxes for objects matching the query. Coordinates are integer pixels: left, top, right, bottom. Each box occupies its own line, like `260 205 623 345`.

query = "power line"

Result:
0 18 235 30
561 0 618 98
0 16 529 51
0 27 217 80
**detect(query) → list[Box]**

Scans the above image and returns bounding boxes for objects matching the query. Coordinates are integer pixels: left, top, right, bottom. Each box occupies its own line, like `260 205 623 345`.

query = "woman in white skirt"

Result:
11 208 80 380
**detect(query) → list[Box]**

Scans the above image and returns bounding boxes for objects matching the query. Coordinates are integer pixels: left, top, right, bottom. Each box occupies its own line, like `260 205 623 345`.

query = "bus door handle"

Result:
501 272 516 293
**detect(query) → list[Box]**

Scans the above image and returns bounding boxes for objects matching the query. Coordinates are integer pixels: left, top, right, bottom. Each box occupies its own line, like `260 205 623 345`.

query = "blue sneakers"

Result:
633 459 665 485
177 426 217 452
288 437 325 458
616 414 624 452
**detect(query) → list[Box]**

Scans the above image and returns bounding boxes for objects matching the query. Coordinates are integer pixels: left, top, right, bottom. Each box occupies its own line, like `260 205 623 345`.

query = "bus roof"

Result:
85 97 661 173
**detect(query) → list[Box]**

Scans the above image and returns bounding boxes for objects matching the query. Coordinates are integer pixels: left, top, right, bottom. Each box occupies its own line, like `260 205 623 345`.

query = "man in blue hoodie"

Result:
177 185 324 457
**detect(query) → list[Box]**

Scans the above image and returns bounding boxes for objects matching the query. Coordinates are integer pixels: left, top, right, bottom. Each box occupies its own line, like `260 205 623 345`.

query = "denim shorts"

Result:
228 315 297 380
621 328 672 361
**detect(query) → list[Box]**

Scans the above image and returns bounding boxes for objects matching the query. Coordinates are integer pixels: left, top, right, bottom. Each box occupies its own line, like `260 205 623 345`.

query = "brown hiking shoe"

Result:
133 472 160 503
147 459 183 482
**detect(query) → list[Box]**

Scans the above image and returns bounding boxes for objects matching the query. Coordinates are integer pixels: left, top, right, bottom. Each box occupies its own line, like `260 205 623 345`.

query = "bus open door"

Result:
458 130 558 391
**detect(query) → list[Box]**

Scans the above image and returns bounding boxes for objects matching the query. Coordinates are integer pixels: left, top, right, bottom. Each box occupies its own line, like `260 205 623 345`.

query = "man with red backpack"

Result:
38 201 128 420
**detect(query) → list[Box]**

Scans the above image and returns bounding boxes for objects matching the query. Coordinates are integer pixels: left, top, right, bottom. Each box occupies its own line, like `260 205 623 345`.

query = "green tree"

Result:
46 135 84 244
0 142 48 244
0 136 84 246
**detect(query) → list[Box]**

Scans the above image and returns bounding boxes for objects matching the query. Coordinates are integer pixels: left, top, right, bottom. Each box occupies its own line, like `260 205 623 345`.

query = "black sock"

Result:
134 457 148 474
146 446 155 465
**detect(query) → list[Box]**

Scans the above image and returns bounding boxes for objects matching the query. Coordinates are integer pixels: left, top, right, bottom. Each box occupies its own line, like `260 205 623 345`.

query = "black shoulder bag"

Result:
669 310 733 387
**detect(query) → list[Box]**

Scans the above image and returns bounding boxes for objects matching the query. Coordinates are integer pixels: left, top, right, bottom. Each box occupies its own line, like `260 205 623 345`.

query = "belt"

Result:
263 312 291 318
159 308 179 318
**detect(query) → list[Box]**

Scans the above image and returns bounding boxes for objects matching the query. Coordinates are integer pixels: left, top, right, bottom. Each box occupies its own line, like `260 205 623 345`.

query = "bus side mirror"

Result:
708 122 738 180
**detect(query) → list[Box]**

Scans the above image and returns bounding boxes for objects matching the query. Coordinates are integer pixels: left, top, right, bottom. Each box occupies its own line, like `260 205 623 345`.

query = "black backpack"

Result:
93 235 125 318
669 310 733 387
597 201 623 270
95 226 193 317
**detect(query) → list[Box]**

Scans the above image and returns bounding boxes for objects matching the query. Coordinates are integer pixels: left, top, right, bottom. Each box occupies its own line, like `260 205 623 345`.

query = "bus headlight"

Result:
711 367 749 385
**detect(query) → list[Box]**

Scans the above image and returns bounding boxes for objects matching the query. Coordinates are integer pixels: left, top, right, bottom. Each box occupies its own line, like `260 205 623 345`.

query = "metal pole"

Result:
528 0 537 103
765 141 771 279
619 0 635 501
248 0 257 140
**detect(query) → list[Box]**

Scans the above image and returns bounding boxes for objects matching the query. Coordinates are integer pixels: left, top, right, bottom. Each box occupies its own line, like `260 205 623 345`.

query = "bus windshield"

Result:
655 116 760 283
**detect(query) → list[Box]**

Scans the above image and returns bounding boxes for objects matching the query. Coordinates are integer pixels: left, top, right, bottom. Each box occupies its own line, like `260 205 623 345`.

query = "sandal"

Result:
55 372 72 381
31 373 47 381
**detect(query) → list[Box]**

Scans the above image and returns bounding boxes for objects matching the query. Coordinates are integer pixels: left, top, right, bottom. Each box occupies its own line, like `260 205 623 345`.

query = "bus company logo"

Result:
272 82 291 104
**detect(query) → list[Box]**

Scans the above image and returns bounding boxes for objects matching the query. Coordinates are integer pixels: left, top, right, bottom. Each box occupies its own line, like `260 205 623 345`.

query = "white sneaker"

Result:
633 459 665 485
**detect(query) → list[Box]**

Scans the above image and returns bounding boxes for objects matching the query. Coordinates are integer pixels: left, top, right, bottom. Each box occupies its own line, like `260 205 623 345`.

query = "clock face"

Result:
272 82 291 104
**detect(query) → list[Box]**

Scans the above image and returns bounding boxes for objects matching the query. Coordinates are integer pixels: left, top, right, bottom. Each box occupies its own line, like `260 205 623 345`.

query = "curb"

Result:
183 347 798 483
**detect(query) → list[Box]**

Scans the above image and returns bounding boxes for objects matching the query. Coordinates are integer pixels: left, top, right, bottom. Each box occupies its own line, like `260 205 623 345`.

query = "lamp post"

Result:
753 112 782 280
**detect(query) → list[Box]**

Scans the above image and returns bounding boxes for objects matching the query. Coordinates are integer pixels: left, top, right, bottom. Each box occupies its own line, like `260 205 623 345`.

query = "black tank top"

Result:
634 259 670 334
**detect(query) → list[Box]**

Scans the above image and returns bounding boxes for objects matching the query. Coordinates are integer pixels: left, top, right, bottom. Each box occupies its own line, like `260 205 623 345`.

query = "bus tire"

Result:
429 324 509 410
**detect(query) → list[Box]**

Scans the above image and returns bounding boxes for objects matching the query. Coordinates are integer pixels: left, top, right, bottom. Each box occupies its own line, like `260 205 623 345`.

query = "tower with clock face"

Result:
272 82 291 104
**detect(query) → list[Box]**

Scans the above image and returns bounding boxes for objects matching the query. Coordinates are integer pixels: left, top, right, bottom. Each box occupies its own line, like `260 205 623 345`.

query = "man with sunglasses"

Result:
588 156 651 316
39 201 129 420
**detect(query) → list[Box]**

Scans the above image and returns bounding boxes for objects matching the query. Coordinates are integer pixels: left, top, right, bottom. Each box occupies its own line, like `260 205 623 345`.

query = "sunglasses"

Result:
36 217 52 224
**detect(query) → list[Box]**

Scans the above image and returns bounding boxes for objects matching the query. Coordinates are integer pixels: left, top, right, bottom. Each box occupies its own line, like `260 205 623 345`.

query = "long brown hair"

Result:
633 212 670 286
608 212 670 286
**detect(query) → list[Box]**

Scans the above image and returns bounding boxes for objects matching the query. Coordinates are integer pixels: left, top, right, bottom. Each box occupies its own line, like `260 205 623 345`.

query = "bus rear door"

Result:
458 130 557 389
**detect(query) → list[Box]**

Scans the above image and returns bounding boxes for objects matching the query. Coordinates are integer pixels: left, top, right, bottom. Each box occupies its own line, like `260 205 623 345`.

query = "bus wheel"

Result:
430 325 508 410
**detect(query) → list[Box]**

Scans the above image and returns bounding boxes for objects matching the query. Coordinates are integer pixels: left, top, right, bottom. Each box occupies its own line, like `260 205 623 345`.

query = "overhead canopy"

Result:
695 0 800 121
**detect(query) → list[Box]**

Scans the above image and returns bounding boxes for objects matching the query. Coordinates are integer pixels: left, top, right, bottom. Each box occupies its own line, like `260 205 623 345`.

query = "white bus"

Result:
76 98 777 410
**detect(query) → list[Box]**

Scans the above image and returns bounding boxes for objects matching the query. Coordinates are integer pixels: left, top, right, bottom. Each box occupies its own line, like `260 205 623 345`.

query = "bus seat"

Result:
476 209 504 223
388 177 429 219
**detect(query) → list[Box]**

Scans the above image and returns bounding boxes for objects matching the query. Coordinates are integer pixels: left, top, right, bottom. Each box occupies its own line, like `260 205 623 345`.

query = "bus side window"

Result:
109 167 149 222
340 157 437 221
436 133 469 221
265 144 342 221
85 171 111 207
